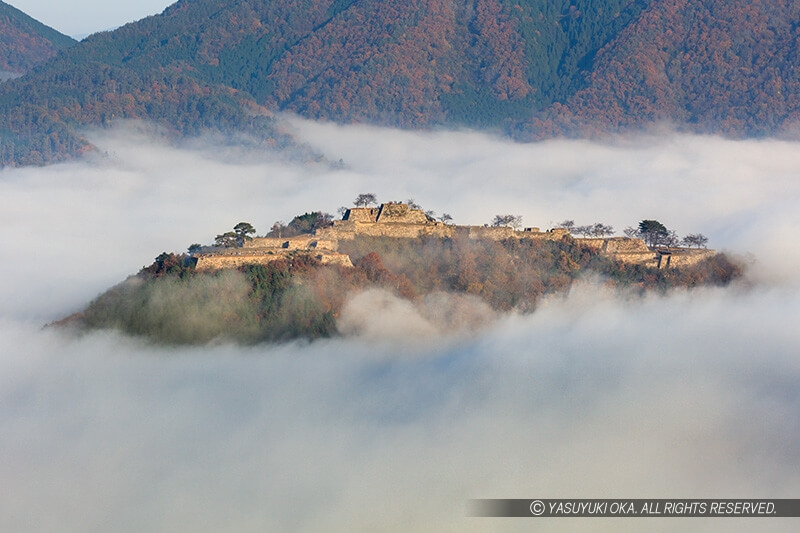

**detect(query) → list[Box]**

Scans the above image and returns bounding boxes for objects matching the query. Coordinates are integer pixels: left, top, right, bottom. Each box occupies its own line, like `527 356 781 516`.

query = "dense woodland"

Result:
0 1 74 74
3 0 800 165
72 234 742 345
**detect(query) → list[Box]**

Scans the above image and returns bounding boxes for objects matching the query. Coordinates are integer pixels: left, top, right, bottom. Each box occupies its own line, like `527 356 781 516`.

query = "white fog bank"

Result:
1 120 800 532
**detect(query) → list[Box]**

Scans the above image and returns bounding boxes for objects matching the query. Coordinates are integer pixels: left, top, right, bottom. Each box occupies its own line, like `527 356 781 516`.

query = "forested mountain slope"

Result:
0 1 75 74
523 0 800 138
2 0 800 166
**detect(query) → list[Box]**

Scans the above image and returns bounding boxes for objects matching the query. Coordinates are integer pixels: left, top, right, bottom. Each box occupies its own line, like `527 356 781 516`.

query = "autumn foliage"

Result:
6 0 800 165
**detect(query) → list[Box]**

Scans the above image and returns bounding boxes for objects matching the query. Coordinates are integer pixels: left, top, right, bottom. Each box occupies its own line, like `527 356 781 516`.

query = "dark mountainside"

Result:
0 1 75 74
2 0 800 166
522 0 800 138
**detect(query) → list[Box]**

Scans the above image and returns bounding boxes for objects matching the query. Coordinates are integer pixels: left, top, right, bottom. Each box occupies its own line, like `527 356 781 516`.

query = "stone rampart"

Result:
245 237 286 248
522 227 570 240
196 250 352 270
655 248 716 269
578 238 606 251
321 222 356 240
376 202 430 224
317 252 354 267
245 236 338 251
196 251 286 270
613 252 661 267
578 237 653 253
195 203 713 272
343 207 379 223
467 226 516 240
347 221 454 239
603 237 652 253
465 226 570 241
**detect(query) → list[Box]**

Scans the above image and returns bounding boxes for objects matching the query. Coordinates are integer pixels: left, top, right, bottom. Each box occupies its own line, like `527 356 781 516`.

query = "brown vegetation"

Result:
71 232 744 344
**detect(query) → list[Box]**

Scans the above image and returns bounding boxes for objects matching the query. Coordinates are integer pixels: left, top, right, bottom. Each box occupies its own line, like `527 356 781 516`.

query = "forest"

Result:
4 0 800 166
0 1 75 73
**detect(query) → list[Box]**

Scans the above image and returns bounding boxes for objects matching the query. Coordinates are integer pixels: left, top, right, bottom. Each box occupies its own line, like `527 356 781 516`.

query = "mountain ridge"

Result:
2 0 800 166
0 1 75 74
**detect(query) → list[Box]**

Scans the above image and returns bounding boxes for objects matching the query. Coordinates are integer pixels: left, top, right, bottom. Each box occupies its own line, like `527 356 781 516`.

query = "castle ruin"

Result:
194 202 715 271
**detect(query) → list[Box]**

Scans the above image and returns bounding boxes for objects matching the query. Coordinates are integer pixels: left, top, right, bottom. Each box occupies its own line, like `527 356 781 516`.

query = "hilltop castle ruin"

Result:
194 202 715 271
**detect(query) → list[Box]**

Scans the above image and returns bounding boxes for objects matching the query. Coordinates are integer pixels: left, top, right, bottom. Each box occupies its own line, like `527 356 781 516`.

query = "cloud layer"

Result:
1 120 800 532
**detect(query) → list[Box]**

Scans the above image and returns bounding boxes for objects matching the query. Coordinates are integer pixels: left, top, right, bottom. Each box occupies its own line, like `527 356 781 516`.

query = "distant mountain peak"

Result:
0 1 76 73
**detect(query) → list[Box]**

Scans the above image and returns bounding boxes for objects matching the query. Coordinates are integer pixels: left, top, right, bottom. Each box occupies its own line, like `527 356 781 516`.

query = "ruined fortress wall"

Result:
197 204 714 273
547 228 571 239
464 226 571 241
195 252 286 270
603 237 651 253
613 252 660 267
467 226 516 240
347 222 454 239
279 236 327 250
320 223 355 240
328 220 351 231
317 252 354 267
313 239 338 251
574 237 658 265
607 247 715 268
577 238 606 250
343 207 379 223
376 203 429 224
245 237 286 249
517 228 571 241
661 249 716 268
576 237 652 253
195 250 352 270
244 236 339 251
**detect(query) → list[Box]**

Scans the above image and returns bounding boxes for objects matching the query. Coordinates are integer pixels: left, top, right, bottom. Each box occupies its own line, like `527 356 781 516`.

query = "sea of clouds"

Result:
1 118 800 532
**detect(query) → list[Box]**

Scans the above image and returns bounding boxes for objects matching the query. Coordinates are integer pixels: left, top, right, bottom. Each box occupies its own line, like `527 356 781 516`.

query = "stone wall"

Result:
572 237 718 267
347 221 454 239
579 237 652 253
466 226 570 241
322 221 356 240
525 228 570 240
317 252 354 267
613 252 661 267
343 207 379 223
195 203 714 272
245 236 338 251
655 248 716 269
578 238 606 251
603 237 652 254
195 251 287 270
245 237 286 249
195 249 352 270
376 202 430 224
467 226 516 240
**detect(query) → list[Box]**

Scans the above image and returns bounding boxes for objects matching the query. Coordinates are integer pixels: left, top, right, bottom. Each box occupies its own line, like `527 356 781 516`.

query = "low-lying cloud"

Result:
337 289 496 343
1 119 800 532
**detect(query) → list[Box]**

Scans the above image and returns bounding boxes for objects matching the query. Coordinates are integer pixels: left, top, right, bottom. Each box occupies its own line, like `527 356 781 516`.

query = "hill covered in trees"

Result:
0 1 75 75
2 0 800 166
62 218 742 345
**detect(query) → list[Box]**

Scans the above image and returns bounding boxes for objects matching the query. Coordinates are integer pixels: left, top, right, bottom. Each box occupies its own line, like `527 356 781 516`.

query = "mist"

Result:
1 119 800 532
